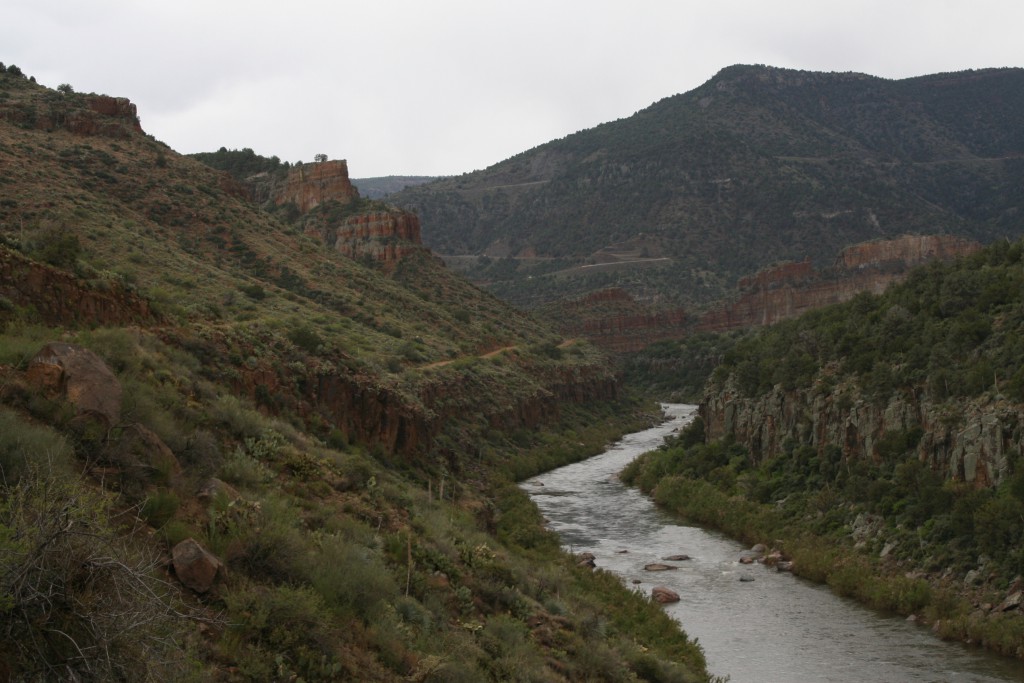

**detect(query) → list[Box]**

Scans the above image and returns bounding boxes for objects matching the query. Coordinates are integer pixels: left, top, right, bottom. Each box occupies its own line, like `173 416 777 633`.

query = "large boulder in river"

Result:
644 563 678 571
652 586 680 603
26 342 121 425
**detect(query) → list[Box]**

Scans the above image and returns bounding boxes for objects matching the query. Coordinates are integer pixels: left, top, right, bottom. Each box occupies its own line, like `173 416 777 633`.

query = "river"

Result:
523 404 1024 683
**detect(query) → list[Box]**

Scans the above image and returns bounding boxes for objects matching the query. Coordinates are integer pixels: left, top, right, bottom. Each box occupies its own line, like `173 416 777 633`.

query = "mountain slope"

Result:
0 66 711 681
388 65 1024 308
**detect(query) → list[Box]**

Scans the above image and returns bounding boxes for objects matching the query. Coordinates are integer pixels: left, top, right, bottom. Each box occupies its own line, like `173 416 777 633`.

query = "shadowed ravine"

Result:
523 404 1024 683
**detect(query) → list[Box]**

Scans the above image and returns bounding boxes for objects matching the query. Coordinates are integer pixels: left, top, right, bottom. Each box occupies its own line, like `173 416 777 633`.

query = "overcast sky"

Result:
4 1 1022 177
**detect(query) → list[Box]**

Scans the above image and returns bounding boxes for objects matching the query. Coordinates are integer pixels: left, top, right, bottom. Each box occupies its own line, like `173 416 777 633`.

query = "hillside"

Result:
624 238 1024 658
0 66 711 681
388 65 1024 310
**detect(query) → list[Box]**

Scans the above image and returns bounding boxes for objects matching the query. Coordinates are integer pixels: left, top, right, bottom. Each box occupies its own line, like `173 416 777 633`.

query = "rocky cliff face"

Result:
0 94 143 139
696 235 980 333
275 160 359 213
306 210 424 264
701 378 1018 488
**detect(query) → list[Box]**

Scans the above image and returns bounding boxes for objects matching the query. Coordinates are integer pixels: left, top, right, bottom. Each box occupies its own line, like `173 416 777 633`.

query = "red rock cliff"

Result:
275 160 359 213
304 209 424 264
696 235 980 333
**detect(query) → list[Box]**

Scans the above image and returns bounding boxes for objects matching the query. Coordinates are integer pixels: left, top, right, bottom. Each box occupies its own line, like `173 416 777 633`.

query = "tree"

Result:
57 83 74 94
314 153 328 163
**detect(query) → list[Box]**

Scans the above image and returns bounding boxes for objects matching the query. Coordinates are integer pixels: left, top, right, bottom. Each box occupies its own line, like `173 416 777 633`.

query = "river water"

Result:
523 404 1024 683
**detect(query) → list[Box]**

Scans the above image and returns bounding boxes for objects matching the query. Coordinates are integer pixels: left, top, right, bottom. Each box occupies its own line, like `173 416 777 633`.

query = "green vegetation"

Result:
712 241 1024 402
389 66 1024 309
0 71 713 680
622 239 1024 659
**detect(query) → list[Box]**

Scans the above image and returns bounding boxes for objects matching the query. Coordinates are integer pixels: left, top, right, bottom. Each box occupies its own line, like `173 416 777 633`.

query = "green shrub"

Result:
0 469 191 680
0 407 73 482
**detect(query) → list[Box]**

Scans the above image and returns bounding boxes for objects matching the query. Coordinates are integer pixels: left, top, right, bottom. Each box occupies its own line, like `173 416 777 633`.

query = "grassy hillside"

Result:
0 66 712 681
388 65 1024 309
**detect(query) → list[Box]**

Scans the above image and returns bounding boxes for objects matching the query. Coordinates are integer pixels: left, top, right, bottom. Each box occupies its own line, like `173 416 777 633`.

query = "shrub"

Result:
0 407 73 482
0 469 191 680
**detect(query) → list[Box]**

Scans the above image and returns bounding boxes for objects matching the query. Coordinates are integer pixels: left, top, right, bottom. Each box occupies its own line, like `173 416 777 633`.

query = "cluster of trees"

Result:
715 239 1024 403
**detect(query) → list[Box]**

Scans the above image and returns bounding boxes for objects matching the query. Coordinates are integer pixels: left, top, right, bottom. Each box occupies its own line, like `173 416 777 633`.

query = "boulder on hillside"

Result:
172 538 224 594
120 423 180 479
26 342 122 425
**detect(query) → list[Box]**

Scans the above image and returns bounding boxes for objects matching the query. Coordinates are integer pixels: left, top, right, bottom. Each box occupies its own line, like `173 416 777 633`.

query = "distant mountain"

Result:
388 65 1024 309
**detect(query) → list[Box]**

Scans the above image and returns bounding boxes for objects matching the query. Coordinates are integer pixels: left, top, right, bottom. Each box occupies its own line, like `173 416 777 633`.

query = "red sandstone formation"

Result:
275 160 359 213
555 235 980 352
695 235 980 334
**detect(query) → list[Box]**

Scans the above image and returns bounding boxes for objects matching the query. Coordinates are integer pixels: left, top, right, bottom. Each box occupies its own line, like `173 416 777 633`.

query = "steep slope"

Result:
389 65 1024 309
0 67 711 681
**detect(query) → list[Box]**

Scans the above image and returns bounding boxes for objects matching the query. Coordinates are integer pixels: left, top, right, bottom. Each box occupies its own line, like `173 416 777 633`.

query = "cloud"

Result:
3 0 1022 176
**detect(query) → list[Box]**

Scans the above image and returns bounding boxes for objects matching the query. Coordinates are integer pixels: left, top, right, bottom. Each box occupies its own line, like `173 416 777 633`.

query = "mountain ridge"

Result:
387 64 1024 310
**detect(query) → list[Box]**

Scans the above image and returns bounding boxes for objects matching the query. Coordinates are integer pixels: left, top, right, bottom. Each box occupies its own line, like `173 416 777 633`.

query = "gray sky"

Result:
5 1 1022 177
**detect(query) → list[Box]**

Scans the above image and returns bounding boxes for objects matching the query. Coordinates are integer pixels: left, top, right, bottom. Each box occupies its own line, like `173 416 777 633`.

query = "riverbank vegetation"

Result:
622 239 1024 660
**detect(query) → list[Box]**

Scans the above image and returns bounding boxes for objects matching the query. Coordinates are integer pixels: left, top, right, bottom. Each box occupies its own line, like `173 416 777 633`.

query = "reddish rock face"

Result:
696 235 980 333
275 160 359 213
0 246 157 327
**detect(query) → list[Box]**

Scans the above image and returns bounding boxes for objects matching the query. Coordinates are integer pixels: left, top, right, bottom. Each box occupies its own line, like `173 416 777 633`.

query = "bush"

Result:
0 469 192 680
0 407 73 483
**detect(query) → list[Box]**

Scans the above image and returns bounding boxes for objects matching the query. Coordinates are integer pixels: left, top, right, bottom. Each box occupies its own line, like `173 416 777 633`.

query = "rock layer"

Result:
701 378 1020 488
275 160 359 213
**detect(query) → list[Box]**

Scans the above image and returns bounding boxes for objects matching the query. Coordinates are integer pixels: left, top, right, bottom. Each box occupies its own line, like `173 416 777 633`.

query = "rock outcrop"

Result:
0 246 159 327
0 94 143 139
701 378 1020 488
275 160 359 214
697 235 980 333
306 209 424 264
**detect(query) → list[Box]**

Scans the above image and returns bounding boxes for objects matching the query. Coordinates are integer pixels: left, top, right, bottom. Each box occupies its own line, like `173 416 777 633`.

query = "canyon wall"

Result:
701 379 1019 488
306 210 424 264
696 235 980 333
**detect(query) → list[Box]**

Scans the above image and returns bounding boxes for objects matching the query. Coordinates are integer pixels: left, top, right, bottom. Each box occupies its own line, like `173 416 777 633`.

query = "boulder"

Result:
776 561 794 572
739 575 756 582
122 424 180 479
997 591 1022 612
172 538 224 594
651 586 680 603
644 563 678 571
196 477 241 503
26 342 122 425
662 554 690 561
